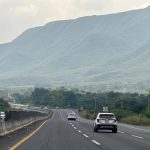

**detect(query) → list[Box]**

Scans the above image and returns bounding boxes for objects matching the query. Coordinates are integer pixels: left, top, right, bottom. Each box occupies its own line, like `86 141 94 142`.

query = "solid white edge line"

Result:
83 134 89 138
119 123 150 133
132 135 144 139
91 140 101 146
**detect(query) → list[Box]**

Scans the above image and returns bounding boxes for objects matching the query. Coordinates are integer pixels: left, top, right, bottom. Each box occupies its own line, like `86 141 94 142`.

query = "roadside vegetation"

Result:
13 87 150 125
0 98 11 111
121 115 150 126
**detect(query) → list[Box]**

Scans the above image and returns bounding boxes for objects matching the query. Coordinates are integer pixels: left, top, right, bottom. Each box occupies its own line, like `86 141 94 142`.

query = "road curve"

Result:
10 109 150 150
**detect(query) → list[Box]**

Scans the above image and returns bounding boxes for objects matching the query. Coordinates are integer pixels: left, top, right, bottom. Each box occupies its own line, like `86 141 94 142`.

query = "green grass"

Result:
121 115 150 126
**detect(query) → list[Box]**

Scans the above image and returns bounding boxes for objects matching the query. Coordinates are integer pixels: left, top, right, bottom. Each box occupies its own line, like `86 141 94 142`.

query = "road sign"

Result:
103 106 108 112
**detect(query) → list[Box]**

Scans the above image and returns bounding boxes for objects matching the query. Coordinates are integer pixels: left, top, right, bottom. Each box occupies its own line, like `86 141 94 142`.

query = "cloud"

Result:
0 0 150 43
9 4 38 17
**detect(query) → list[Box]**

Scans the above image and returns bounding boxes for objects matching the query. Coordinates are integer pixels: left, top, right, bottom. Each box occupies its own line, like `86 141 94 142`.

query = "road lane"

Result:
15 110 102 150
61 109 150 150
6 109 150 150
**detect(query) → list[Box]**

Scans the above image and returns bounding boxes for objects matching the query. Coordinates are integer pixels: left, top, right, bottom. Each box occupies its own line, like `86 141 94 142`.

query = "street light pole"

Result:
121 97 123 109
146 90 150 112
121 83 127 110
95 98 96 110
121 87 125 109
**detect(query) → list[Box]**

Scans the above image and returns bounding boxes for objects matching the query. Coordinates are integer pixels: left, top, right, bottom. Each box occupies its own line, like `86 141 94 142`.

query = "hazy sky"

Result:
0 0 150 44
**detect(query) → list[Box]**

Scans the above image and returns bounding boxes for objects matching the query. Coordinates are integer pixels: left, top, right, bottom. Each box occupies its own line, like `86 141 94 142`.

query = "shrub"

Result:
121 115 150 125
112 109 135 121
0 98 10 111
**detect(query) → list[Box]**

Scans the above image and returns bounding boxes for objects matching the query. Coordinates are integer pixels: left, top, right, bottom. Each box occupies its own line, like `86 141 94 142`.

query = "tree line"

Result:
13 87 150 119
0 98 11 111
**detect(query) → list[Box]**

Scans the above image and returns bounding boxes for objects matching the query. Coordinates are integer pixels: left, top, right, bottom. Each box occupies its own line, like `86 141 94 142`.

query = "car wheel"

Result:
112 128 117 133
94 126 98 132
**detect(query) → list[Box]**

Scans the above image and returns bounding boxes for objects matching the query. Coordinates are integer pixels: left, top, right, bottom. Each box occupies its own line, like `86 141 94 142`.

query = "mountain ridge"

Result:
0 7 150 91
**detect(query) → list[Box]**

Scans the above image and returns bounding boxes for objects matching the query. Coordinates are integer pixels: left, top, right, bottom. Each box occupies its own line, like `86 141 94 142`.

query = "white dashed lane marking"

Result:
78 130 82 133
118 131 125 134
83 134 89 138
132 135 144 139
74 127 77 130
91 140 101 146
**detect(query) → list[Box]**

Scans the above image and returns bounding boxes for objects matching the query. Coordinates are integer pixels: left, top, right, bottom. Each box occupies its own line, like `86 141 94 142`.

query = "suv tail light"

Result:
97 119 105 123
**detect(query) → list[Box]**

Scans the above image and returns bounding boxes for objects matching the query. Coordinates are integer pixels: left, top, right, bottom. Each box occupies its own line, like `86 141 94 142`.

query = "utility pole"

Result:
121 97 123 109
121 83 127 109
94 92 97 110
146 90 150 111
94 98 96 110
121 89 125 109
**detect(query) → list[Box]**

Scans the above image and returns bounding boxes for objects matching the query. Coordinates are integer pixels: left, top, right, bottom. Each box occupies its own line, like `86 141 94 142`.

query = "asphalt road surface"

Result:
9 109 150 150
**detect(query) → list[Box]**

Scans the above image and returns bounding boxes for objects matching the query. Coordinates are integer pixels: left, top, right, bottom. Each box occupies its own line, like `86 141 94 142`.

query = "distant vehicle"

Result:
94 112 117 133
0 111 5 120
67 113 77 121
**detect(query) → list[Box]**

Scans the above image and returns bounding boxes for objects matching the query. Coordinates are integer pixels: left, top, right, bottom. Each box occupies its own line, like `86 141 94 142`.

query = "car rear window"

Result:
99 114 114 119
69 113 75 116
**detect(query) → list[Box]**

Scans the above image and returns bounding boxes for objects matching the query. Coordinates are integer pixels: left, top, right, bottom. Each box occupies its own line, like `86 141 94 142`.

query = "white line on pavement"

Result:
59 110 65 121
83 134 89 138
78 130 82 133
119 123 150 133
74 127 77 130
132 135 144 139
91 140 101 146
118 131 125 134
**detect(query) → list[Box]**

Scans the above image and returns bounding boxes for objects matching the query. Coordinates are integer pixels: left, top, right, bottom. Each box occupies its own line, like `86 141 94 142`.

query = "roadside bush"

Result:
121 115 150 125
143 111 150 118
112 109 135 121
0 98 10 111
79 110 97 120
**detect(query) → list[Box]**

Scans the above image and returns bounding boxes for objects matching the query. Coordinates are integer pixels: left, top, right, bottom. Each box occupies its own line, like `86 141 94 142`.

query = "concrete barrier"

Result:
0 110 50 136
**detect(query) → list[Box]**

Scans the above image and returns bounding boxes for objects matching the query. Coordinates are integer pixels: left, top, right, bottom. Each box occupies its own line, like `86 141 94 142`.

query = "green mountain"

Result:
0 7 150 91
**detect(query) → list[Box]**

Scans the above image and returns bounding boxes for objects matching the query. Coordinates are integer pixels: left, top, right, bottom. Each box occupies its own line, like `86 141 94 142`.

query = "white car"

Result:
94 112 117 133
67 113 77 121
0 111 5 120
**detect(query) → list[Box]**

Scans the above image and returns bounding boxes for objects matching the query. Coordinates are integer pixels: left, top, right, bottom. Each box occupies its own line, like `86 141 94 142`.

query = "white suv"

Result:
94 112 117 133
68 113 77 121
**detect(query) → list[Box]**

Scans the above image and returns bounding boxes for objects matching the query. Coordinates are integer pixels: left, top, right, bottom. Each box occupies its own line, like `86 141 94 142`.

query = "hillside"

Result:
0 7 150 91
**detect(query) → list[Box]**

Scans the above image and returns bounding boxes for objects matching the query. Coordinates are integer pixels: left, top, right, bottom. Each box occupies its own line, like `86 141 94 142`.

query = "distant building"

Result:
0 90 14 102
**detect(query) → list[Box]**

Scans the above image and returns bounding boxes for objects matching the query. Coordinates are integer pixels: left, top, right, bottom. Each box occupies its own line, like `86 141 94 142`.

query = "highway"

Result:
9 109 150 150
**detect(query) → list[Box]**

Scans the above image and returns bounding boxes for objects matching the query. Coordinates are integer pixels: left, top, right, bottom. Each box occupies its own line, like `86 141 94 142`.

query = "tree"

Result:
0 98 10 111
31 88 50 106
